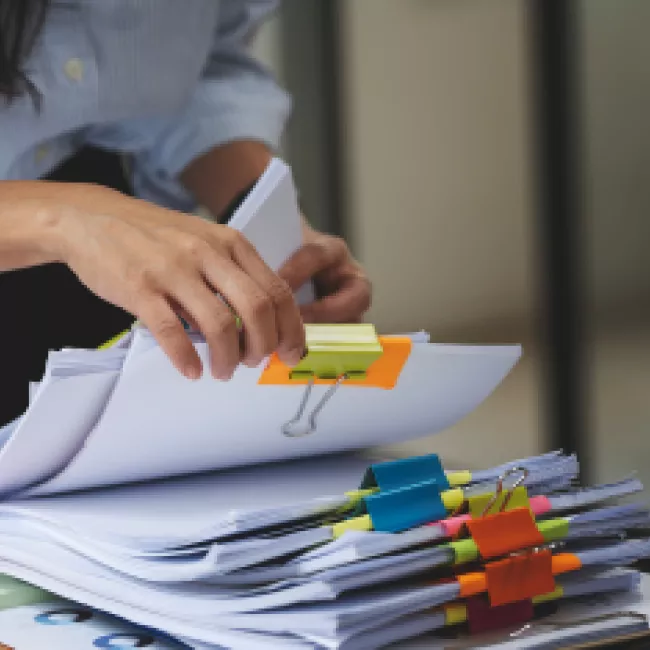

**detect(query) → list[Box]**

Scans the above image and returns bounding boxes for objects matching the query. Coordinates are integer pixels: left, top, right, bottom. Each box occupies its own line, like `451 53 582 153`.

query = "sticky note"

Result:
537 518 570 544
332 514 372 539
445 603 468 626
451 538 479 565
468 486 531 518
447 470 472 488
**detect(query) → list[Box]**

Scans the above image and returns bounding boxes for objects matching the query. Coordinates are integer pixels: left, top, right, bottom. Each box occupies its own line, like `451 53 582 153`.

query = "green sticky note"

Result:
538 517 570 543
468 486 531 518
451 538 479 565
0 574 60 611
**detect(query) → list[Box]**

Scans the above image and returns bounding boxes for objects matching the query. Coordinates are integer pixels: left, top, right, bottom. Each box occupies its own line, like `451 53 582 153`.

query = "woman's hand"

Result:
46 183 305 380
279 221 372 323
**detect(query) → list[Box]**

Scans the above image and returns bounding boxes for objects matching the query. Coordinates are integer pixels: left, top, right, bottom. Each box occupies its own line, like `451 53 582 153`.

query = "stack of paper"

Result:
0 158 648 649
0 451 649 649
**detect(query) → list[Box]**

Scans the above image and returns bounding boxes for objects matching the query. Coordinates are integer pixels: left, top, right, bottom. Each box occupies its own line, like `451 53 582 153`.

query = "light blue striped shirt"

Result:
0 0 291 212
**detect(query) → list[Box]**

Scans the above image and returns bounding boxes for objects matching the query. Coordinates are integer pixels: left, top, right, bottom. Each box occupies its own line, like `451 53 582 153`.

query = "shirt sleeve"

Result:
130 0 291 213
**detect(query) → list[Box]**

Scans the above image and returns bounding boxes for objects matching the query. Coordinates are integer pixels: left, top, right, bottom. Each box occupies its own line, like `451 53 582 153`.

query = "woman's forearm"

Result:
180 141 273 219
0 180 68 271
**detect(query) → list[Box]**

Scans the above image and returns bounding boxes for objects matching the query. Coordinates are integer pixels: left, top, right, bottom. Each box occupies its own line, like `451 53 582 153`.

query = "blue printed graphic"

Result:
34 608 93 625
94 633 156 648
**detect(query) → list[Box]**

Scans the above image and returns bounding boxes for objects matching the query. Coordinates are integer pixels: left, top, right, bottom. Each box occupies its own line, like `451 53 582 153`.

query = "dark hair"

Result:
0 0 49 101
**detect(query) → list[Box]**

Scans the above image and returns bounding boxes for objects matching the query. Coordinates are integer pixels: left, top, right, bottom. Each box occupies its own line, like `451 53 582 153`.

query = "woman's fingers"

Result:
58 185 305 379
136 297 202 380
179 285 240 379
228 233 305 366
201 255 278 367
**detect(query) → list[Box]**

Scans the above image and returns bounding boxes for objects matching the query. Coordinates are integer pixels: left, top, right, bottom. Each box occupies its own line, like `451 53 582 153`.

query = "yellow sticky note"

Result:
445 603 468 626
345 488 379 506
468 486 531 518
446 470 472 488
533 585 563 604
98 329 130 350
332 514 372 539
441 488 465 511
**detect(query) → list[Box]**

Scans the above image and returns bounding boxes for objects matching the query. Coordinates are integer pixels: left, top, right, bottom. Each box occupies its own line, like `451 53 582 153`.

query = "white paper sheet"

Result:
26 337 520 495
227 157 314 304
0 369 122 495
2 453 370 550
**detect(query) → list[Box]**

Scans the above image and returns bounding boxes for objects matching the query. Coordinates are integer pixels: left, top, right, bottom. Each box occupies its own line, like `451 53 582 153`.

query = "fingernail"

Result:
185 365 202 381
282 347 306 367
213 367 234 381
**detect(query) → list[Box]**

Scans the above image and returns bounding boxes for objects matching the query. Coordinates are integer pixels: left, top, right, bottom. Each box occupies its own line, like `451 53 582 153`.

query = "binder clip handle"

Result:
480 466 529 517
282 374 348 437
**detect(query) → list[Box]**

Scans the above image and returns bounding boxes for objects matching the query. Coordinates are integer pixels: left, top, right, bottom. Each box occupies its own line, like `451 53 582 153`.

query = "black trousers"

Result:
0 149 135 425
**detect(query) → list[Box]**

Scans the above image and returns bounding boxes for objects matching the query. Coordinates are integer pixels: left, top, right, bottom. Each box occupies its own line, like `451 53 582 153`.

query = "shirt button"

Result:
35 145 49 163
64 58 85 82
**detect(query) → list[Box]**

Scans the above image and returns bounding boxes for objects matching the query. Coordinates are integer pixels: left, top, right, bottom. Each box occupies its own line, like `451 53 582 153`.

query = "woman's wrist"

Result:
0 180 82 271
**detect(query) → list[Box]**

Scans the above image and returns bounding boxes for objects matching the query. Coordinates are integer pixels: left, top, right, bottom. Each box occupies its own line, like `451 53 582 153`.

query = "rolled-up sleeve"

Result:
131 0 291 211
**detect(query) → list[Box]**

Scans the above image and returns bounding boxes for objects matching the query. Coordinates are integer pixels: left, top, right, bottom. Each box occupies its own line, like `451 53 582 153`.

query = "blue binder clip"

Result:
362 454 451 492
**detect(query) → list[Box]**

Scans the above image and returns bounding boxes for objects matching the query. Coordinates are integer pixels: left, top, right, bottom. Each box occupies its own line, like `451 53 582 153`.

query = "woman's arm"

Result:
0 181 65 271
0 180 304 379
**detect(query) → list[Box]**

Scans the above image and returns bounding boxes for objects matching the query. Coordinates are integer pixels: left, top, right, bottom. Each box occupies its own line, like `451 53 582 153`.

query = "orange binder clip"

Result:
466 468 544 559
461 466 556 606
485 548 556 607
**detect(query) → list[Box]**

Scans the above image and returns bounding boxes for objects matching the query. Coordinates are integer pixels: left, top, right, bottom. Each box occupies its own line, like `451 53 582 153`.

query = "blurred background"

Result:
251 0 650 487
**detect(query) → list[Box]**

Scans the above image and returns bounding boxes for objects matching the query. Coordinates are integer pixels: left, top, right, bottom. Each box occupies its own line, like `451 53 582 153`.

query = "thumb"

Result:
278 244 325 290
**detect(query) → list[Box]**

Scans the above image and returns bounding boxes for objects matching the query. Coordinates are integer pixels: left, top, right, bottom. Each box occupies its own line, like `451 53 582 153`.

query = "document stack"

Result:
0 159 648 649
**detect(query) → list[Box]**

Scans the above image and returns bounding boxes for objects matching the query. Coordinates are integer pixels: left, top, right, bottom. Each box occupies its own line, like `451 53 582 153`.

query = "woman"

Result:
0 0 371 424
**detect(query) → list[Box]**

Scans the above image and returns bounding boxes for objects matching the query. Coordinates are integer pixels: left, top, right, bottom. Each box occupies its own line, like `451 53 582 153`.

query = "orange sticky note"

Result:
458 571 488 599
485 549 556 607
551 552 582 574
258 336 412 389
467 508 544 559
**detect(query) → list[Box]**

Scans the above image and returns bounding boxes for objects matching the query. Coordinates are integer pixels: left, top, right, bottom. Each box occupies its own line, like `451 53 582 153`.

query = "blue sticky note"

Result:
364 480 447 533
362 454 450 492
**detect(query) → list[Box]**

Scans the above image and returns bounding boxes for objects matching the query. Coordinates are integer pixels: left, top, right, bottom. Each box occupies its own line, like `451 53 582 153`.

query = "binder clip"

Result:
361 454 450 492
447 467 532 542
484 547 556 607
460 468 555 607
332 478 448 537
258 324 412 437
465 467 543 559
463 467 557 606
